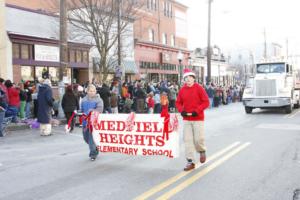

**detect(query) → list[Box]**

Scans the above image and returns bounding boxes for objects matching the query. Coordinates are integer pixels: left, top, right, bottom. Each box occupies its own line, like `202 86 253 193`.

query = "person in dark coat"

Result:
98 83 111 113
37 79 53 136
24 81 32 119
62 85 79 132
135 83 146 113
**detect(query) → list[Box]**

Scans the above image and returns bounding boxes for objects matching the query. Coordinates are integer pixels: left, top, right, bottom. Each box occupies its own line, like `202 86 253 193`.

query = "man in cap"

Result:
176 68 210 171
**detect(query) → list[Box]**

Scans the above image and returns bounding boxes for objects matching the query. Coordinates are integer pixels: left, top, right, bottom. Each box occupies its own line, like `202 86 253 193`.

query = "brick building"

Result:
2 0 190 84
134 0 190 83
0 0 92 88
2 4 90 87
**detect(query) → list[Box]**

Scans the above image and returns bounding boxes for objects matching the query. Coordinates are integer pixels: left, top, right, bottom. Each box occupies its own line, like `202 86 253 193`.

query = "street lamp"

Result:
177 50 183 84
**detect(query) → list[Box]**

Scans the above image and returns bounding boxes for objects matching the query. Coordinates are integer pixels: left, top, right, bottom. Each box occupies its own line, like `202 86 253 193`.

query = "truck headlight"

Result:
244 88 253 94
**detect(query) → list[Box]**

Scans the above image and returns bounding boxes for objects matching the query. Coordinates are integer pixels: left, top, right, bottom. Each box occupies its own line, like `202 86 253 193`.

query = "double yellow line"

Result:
134 141 251 200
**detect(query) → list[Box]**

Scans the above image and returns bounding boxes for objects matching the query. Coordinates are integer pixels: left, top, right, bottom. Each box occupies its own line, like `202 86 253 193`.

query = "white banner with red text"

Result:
91 112 179 158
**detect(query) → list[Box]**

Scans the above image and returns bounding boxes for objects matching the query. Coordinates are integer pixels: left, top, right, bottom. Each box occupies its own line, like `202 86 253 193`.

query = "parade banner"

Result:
91 113 179 158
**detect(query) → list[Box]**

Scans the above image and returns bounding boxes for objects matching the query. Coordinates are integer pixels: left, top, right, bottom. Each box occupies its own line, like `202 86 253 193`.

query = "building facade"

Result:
2 0 137 86
190 47 237 86
134 0 190 83
3 4 90 87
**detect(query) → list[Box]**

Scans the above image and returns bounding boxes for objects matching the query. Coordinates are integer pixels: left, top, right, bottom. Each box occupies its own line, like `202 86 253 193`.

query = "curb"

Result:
6 119 67 132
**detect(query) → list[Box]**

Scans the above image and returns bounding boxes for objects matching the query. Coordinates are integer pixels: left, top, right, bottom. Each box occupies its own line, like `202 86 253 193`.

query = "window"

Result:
35 66 45 80
152 0 157 10
169 3 172 17
13 43 20 59
48 67 59 86
147 0 151 9
21 44 29 59
163 1 172 17
76 50 82 62
82 51 88 63
170 35 175 46
256 63 285 73
20 66 34 81
35 66 71 86
162 33 167 45
149 29 155 42
147 0 156 10
69 50 76 62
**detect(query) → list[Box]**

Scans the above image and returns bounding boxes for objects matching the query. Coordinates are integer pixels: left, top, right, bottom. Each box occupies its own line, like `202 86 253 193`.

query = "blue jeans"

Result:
209 98 214 108
5 106 19 123
0 111 5 137
25 102 31 118
104 107 112 113
82 127 98 158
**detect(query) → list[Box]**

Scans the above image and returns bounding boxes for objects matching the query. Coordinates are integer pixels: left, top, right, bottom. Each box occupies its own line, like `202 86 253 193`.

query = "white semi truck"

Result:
242 61 300 114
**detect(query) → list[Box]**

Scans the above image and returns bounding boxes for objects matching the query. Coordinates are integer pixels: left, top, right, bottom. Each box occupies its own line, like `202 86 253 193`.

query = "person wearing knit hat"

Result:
176 68 210 171
182 68 196 79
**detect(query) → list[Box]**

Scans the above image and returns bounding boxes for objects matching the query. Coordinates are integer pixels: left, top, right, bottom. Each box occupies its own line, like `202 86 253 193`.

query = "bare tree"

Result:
67 0 146 82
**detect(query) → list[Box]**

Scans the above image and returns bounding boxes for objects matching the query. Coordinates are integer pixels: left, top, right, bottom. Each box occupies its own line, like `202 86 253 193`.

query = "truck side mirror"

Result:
286 64 289 73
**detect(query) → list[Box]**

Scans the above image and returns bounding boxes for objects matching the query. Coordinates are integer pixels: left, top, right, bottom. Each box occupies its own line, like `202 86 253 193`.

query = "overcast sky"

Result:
178 0 300 58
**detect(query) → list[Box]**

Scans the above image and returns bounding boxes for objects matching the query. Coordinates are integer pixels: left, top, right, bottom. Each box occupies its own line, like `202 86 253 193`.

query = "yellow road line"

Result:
133 141 241 200
156 142 251 200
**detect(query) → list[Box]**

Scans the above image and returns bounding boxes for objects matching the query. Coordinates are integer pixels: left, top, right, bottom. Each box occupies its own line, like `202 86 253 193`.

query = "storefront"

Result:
135 41 190 83
10 34 90 86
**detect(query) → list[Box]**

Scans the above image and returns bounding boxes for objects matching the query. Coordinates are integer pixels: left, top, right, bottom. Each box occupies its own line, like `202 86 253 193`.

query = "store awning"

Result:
122 60 138 74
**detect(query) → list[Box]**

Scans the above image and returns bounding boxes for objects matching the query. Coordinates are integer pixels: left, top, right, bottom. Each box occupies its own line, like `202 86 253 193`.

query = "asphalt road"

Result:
0 102 300 200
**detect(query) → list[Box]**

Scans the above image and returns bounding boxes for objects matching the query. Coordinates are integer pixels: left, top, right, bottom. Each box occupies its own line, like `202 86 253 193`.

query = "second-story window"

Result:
149 29 155 42
147 0 157 11
170 35 175 46
162 33 167 45
163 1 172 18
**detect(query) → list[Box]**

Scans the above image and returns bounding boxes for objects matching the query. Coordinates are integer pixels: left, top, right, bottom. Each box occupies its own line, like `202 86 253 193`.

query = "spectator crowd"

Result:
0 76 244 137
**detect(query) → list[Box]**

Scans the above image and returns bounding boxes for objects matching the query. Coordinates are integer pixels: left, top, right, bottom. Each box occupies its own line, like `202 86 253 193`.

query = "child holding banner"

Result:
81 84 104 161
176 68 210 171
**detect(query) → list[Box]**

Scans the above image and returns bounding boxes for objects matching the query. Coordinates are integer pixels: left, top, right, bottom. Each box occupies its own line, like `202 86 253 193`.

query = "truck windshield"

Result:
256 63 285 73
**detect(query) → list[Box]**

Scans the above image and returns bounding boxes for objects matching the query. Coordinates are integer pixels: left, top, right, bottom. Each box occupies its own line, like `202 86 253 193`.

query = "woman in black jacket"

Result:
62 85 79 132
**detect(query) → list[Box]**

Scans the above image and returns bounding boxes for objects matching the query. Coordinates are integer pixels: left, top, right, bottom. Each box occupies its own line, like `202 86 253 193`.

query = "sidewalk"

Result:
6 118 67 132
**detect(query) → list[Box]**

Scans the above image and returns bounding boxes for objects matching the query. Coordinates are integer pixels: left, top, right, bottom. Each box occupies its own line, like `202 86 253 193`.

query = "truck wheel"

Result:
285 104 292 114
294 101 300 109
245 106 253 114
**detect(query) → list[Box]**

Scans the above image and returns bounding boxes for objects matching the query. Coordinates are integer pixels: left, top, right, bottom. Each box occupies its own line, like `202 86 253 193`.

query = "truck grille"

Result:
255 80 276 96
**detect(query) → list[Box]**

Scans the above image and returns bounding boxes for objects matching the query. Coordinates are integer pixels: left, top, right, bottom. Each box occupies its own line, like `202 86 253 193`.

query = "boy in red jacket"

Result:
176 68 210 171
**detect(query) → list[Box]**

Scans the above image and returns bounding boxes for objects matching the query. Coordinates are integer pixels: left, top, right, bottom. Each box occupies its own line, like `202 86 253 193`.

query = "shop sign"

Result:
161 52 172 64
35 45 59 62
91 112 179 158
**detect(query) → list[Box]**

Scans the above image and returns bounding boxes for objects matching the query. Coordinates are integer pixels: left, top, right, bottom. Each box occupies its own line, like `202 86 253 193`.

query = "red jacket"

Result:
147 97 154 108
7 87 20 107
176 83 209 121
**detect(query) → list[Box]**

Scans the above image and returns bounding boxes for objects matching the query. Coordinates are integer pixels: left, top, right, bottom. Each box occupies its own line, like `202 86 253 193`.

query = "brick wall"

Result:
12 65 21 83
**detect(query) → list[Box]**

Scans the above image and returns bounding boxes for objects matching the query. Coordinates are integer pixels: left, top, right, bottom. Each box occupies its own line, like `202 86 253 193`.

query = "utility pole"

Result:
206 0 213 85
117 0 124 82
263 28 267 59
286 38 289 59
58 0 68 118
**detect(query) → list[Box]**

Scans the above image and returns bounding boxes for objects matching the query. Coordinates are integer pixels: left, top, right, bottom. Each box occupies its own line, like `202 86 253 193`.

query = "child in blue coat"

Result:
81 84 103 161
